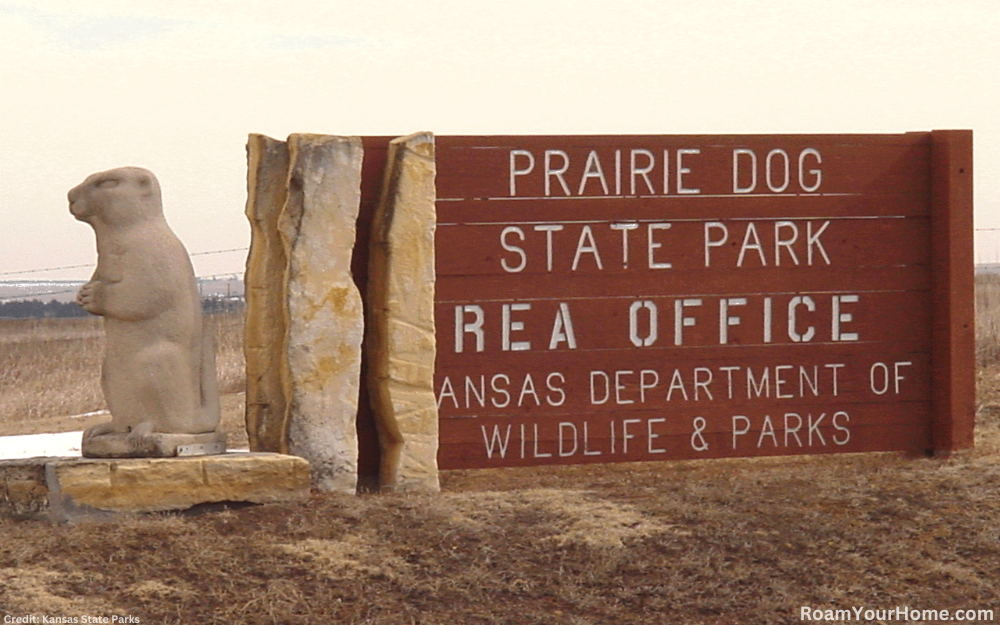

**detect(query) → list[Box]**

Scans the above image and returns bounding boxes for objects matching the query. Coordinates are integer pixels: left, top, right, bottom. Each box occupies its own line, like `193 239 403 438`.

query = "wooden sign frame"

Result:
354 131 974 475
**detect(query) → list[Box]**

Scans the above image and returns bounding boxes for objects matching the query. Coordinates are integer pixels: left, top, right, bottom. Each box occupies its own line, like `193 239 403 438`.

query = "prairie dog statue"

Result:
70 167 220 447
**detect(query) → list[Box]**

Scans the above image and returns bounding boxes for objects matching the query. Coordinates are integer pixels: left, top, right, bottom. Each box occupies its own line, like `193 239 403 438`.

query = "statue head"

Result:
68 166 163 227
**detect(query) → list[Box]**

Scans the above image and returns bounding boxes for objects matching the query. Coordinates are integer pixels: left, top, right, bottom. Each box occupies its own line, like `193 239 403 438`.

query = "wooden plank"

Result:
434 290 931 352
929 130 976 453
435 217 931 277
435 357 933 442
438 403 931 469
435 135 932 201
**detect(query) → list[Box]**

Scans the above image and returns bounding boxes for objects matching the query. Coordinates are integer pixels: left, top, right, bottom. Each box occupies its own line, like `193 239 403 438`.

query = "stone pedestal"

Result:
0 453 311 522
81 431 227 458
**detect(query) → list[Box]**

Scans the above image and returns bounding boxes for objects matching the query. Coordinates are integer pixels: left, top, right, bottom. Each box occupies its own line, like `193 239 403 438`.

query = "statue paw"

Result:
128 421 156 438
83 422 119 440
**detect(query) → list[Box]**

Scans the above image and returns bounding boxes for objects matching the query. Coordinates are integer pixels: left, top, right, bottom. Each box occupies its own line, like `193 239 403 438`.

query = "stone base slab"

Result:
0 452 310 522
82 431 227 458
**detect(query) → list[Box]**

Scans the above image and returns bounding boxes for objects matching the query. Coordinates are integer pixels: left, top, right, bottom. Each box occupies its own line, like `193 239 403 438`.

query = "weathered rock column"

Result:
366 132 440 492
244 134 365 493
245 134 291 453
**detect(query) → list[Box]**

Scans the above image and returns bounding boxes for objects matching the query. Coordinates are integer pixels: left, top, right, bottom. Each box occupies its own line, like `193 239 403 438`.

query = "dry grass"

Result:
0 316 105 423
1 293 1000 622
977 273 1000 366
0 312 248 446
1 423 1000 623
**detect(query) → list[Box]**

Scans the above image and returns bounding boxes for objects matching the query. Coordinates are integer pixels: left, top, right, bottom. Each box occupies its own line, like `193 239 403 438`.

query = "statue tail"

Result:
200 331 222 431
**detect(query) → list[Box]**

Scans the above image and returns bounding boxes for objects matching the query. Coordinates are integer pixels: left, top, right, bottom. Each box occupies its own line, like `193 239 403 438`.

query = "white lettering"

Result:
630 149 656 195
832 411 850 445
676 149 701 194
765 148 790 193
798 148 822 192
533 224 563 272
509 150 534 196
737 222 767 267
572 225 604 270
546 372 566 406
455 304 485 353
500 226 527 273
482 424 511 459
832 294 859 341
544 149 571 196
733 148 757 193
559 422 578 457
519 374 540 406
784 413 804 447
491 374 511 408
640 369 659 402
611 222 639 268
704 221 728 267
629 300 658 347
622 419 641 453
578 150 609 195
719 297 747 344
787 296 816 342
774 221 800 266
806 220 831 265
647 222 673 269
674 298 702 345
615 370 634 405
549 303 578 350
590 371 610 405
502 303 532 351
732 415 752 448
648 418 667 454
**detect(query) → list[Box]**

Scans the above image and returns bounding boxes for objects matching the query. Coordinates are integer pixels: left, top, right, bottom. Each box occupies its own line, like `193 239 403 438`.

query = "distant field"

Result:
0 312 248 446
0 280 84 304
977 272 1000 366
0 277 245 305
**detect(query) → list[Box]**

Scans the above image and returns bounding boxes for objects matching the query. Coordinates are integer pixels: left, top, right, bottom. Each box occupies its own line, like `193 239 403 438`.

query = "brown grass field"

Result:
1 287 999 623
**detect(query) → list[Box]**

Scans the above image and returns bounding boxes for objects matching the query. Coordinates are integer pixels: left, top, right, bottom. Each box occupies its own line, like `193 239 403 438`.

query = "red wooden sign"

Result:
427 132 974 470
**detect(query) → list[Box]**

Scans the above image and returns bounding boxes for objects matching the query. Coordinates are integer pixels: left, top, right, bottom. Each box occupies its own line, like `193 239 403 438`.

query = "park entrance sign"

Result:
430 132 974 470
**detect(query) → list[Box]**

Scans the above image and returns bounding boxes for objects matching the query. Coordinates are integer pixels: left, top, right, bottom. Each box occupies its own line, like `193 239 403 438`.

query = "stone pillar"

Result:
366 132 440 491
244 134 365 493
245 134 291 454
245 131 440 494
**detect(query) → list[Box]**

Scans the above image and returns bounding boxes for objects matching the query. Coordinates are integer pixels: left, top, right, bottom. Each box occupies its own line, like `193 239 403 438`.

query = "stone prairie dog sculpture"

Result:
70 167 220 445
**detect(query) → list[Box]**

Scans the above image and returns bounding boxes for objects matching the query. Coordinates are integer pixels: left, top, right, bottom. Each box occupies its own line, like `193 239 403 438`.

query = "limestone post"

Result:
280 134 365 493
244 133 365 493
245 134 291 453
366 132 440 491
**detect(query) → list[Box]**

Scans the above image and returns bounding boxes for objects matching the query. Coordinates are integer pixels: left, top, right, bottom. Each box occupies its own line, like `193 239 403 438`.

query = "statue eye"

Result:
97 178 119 189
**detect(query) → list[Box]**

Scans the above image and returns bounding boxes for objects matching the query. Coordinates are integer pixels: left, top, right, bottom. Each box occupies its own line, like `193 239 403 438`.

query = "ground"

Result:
1 316 998 623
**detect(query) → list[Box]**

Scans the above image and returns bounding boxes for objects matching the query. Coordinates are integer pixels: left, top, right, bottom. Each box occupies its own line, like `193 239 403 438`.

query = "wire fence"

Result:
0 247 248 303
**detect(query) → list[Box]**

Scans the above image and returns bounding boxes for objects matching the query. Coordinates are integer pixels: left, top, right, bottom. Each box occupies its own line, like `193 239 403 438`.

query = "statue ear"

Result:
135 174 155 197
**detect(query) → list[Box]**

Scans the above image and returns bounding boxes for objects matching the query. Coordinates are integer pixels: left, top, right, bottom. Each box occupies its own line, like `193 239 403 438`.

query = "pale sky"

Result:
2 0 999 281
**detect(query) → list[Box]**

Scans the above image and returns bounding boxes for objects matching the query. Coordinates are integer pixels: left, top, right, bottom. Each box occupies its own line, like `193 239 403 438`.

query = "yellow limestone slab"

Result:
366 132 440 491
0 454 310 522
245 134 292 453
